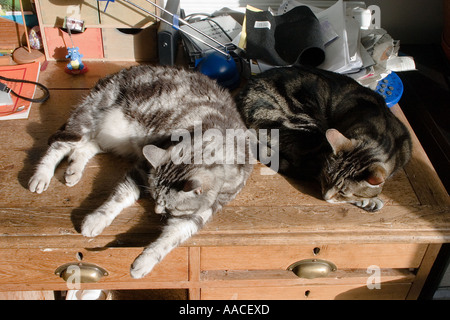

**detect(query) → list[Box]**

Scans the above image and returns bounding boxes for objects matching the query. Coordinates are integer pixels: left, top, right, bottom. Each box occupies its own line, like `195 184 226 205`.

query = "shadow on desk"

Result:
18 81 449 246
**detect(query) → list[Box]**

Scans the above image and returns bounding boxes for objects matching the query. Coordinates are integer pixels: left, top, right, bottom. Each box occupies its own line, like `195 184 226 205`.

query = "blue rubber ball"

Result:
196 52 240 90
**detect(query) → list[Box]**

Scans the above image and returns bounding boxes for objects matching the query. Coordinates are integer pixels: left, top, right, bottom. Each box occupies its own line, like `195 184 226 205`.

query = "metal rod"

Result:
143 0 226 50
119 0 230 58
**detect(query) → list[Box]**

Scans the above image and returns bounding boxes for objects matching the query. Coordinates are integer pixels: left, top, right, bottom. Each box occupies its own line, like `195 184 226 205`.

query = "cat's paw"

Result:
130 252 158 279
64 165 83 187
81 211 112 237
353 197 384 212
28 171 52 194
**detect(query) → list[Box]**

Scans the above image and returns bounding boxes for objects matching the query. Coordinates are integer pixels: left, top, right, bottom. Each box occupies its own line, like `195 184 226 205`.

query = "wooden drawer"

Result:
37 0 100 26
0 248 188 291
201 284 412 300
200 244 428 270
200 265 416 300
44 27 104 60
102 27 157 61
198 244 426 300
98 0 157 28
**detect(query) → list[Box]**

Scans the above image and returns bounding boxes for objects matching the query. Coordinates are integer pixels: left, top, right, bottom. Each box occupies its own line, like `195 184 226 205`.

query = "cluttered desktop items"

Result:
0 0 413 123
113 0 241 89
148 0 412 95
96 0 412 95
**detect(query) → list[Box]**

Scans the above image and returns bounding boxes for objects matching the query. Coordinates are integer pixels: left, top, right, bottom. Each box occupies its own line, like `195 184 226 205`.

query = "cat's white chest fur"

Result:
96 108 148 157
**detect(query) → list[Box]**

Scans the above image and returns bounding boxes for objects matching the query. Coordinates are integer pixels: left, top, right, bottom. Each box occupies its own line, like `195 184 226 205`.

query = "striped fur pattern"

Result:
236 65 411 212
28 65 253 278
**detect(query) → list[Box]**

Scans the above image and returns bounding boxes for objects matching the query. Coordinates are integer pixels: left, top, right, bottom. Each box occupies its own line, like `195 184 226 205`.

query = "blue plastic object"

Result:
195 52 240 90
374 72 403 108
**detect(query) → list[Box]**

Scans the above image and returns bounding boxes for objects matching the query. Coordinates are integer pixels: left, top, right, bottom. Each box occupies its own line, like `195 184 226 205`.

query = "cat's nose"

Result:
154 204 166 214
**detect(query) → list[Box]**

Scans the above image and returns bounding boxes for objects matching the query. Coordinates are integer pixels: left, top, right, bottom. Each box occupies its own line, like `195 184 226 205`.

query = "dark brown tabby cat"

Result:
236 65 412 212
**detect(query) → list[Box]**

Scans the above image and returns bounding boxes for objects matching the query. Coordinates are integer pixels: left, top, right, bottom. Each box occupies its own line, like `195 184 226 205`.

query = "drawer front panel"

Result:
37 0 100 26
201 244 427 271
0 248 188 291
44 27 104 60
102 27 157 61
98 0 157 27
201 284 411 300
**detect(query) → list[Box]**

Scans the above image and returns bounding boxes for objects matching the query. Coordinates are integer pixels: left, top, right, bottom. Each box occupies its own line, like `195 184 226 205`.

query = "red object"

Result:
64 65 88 75
0 61 40 118
45 27 103 60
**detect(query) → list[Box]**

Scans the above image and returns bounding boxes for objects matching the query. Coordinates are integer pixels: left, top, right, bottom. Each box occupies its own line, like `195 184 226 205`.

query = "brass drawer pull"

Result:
55 262 109 283
288 259 337 279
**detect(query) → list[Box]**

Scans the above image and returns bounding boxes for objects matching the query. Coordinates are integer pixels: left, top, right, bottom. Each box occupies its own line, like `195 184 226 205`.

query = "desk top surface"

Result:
0 62 449 249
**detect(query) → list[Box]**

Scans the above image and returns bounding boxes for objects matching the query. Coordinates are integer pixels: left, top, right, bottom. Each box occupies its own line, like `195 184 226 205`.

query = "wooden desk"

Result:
0 62 449 300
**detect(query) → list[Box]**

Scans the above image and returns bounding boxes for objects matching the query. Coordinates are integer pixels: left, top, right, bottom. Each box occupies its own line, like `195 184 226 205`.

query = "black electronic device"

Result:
120 0 238 88
157 0 180 65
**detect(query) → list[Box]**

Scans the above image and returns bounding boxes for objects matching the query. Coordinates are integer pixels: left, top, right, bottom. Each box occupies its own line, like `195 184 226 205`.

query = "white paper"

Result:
342 16 363 73
254 21 272 29
0 90 13 106
179 15 241 53
320 20 339 45
316 0 351 73
386 56 416 72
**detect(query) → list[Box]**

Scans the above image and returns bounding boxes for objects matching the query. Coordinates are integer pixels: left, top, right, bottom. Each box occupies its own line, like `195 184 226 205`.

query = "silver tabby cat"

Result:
29 65 253 278
236 65 412 212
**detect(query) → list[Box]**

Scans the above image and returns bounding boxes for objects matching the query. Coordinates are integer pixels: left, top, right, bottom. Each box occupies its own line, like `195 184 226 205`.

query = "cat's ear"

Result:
366 164 387 186
183 179 203 195
325 129 353 155
143 145 170 168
